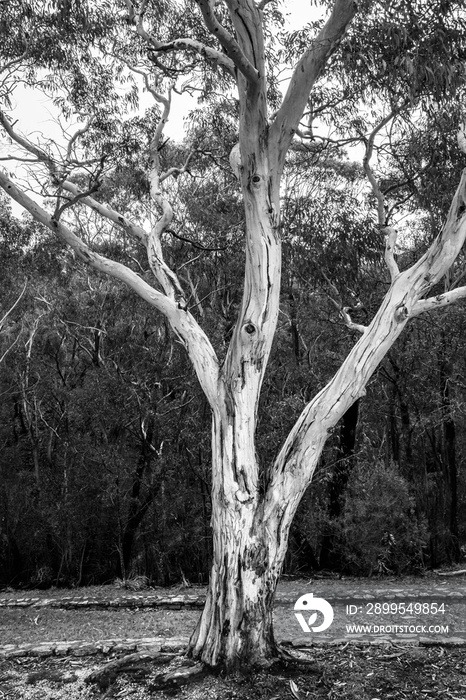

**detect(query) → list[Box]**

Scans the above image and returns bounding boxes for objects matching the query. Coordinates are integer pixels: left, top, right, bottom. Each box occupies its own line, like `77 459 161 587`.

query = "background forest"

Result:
1 117 465 588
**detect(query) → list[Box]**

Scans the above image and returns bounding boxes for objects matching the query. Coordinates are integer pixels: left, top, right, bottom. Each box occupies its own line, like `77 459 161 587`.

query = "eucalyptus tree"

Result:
1 0 466 671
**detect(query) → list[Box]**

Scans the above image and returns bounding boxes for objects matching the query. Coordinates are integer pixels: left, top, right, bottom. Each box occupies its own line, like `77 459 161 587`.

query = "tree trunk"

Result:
188 403 293 669
120 415 160 577
388 355 414 476
188 507 282 668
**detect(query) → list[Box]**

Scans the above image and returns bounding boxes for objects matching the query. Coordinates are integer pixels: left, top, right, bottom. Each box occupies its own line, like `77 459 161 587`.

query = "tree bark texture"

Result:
188 403 294 668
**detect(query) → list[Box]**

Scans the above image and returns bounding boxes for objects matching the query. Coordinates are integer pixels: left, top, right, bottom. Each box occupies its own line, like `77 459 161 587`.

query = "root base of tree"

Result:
85 650 178 690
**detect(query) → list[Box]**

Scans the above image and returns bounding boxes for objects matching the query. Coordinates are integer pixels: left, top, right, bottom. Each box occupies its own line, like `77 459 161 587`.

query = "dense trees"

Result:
1 0 466 671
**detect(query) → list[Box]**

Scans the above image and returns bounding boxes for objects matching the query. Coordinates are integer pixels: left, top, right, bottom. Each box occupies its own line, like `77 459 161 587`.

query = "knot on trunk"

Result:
395 304 409 322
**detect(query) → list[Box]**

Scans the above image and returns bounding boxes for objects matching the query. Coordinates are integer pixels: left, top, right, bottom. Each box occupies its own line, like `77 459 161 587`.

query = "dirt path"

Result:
1 573 465 654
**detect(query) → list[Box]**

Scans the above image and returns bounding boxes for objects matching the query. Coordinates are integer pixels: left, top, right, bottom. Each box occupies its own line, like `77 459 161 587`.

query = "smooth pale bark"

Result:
183 0 282 668
188 399 282 668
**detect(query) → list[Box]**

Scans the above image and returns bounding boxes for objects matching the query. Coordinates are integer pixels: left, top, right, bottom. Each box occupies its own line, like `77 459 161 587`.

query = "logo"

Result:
294 593 334 633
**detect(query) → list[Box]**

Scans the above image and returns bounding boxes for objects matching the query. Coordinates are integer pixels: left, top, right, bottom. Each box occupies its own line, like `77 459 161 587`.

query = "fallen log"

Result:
433 569 466 577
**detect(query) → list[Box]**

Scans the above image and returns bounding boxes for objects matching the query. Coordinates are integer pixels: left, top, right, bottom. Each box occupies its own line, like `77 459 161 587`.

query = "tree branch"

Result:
339 306 366 334
114 53 192 297
60 181 148 245
66 119 92 162
269 0 356 173
160 150 195 182
0 109 57 173
0 280 27 331
362 108 408 281
411 287 466 317
265 167 466 510
458 120 466 155
144 89 189 303
149 38 236 77
196 0 259 84
0 169 220 408
324 273 367 334
0 109 150 245
362 113 395 227
0 282 27 365
383 226 399 281
125 0 236 77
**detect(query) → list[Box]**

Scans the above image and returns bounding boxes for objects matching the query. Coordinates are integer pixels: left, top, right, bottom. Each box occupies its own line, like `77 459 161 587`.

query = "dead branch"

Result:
434 568 466 576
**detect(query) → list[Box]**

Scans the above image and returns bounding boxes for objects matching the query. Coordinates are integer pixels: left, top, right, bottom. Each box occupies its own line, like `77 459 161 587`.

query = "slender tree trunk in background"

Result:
121 490 159 577
120 415 161 577
288 291 301 364
388 356 414 476
387 382 401 465
439 337 460 562
319 400 359 569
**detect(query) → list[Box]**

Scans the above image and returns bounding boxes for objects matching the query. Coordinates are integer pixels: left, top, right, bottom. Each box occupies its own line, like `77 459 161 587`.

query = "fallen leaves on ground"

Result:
0 644 465 700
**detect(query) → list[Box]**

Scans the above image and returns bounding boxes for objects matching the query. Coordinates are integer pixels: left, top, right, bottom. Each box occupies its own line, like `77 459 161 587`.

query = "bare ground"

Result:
1 643 466 699
1 573 466 699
